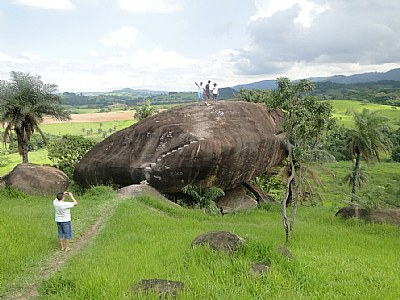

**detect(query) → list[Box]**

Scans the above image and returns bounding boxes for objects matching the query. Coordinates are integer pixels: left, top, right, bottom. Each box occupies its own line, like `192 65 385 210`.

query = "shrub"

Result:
391 146 400 162
181 184 225 213
135 100 159 121
47 135 96 177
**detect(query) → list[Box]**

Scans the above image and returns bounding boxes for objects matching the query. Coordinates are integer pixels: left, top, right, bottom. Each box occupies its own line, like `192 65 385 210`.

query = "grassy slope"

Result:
329 100 400 128
0 186 114 297
37 196 400 299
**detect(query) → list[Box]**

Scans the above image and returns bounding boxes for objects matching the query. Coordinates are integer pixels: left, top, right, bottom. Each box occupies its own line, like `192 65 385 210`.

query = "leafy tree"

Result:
135 99 159 121
347 109 391 200
0 71 70 163
323 124 353 161
238 78 335 242
47 135 96 178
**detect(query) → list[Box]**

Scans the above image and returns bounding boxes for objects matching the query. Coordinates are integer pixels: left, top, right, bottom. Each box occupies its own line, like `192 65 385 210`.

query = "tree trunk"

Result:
351 152 360 201
282 145 295 243
289 167 302 233
22 141 29 163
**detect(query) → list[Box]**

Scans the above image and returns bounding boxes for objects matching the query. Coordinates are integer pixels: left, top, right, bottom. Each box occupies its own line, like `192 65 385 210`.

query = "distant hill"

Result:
61 68 400 108
231 68 400 90
232 80 277 91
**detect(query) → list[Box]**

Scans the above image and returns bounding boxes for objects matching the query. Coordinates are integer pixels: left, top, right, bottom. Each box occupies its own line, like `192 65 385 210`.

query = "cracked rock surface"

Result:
73 101 286 193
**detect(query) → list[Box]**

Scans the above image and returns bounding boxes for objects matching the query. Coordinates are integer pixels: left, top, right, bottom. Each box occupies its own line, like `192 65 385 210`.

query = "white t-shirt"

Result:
53 199 75 222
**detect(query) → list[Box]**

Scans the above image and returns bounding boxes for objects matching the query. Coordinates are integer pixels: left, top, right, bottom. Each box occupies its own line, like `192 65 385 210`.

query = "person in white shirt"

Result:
212 83 219 104
53 191 78 251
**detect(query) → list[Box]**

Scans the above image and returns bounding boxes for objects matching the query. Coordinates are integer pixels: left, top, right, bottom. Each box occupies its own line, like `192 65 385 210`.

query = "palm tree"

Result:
0 71 70 163
347 109 390 200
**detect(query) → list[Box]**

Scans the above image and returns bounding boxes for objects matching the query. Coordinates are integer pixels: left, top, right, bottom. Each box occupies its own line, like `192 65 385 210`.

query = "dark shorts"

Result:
57 221 72 240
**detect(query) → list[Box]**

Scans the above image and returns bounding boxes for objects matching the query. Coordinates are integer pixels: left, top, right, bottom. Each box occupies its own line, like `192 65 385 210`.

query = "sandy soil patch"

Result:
42 111 135 124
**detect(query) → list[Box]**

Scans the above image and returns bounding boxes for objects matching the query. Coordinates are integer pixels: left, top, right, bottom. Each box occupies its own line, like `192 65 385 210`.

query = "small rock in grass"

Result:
132 278 184 299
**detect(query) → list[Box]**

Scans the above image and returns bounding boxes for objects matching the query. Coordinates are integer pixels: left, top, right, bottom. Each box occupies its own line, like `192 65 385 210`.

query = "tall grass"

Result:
0 186 115 297
37 195 400 299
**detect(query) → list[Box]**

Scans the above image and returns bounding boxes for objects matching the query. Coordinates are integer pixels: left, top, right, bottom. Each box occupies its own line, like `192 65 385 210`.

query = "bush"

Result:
391 146 400 162
47 135 96 178
135 100 159 121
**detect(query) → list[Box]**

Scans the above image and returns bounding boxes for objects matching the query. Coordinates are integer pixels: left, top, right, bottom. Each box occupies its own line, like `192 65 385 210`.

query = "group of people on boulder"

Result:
195 80 219 106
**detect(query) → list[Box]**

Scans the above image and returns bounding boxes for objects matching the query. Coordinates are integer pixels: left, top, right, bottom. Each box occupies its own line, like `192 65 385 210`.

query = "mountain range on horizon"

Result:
231 67 400 91
93 67 400 95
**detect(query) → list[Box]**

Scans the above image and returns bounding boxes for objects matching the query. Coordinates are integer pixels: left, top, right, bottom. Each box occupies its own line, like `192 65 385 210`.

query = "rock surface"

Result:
117 184 181 208
369 208 400 225
191 231 245 253
132 279 184 298
0 163 68 196
216 187 258 213
335 206 369 219
74 101 286 193
335 206 400 225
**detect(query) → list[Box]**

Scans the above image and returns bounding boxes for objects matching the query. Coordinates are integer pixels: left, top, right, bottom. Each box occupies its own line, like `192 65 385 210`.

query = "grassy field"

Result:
1 190 399 299
329 100 400 128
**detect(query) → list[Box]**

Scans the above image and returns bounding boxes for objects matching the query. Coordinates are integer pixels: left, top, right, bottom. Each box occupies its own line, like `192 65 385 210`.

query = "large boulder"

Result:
74 101 286 193
0 163 68 196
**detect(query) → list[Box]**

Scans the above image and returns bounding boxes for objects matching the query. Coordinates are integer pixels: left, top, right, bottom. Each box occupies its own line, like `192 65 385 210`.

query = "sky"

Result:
0 0 399 92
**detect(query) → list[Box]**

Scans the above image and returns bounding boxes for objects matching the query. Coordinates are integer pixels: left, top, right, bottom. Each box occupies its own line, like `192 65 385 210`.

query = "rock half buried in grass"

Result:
191 231 245 253
132 279 184 299
250 262 271 277
335 206 370 220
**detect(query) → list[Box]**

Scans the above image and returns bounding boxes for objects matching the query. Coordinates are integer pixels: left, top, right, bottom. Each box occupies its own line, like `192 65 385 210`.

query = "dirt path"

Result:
9 197 122 300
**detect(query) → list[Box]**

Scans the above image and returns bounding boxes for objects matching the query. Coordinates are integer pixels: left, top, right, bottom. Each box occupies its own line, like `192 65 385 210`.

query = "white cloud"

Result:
118 0 183 13
13 0 75 10
251 0 328 27
101 26 139 49
89 50 99 57
0 52 13 62
234 0 400 76
133 48 197 69
19 51 41 61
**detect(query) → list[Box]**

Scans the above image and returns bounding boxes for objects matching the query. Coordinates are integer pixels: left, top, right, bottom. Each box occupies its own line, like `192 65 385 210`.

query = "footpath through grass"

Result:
31 195 400 299
0 186 115 298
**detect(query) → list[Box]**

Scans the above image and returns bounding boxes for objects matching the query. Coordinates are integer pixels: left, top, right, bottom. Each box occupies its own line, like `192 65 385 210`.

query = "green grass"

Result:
329 100 400 128
35 195 400 299
40 119 135 137
0 149 52 176
0 186 115 297
1 162 399 299
316 161 400 208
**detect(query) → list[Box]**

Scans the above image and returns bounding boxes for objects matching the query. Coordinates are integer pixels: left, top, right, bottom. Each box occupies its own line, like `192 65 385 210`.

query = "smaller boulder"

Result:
192 231 245 253
117 184 181 208
369 208 400 225
335 206 370 220
0 163 68 196
250 262 270 277
216 187 258 213
132 279 184 299
277 245 294 259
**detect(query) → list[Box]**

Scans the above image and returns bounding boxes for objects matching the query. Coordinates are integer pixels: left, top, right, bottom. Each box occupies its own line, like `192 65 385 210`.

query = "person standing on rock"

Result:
205 80 211 103
195 81 209 105
212 83 219 104
53 191 78 251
